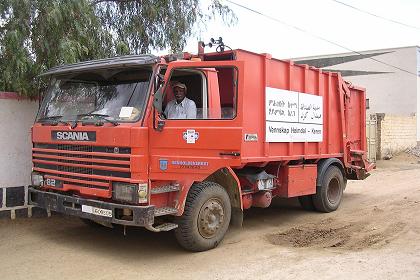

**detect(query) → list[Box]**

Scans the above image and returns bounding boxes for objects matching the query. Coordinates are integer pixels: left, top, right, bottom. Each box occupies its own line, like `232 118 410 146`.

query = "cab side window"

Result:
163 67 237 120
216 67 237 119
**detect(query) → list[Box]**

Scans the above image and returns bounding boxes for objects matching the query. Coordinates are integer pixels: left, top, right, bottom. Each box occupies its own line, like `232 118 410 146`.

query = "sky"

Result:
178 0 420 59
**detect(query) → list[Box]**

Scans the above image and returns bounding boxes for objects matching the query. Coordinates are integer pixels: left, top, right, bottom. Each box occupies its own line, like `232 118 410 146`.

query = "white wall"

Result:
294 46 419 142
342 48 417 117
0 97 38 187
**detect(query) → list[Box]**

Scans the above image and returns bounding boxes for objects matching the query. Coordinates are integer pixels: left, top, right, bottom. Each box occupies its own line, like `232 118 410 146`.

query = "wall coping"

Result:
0 92 38 101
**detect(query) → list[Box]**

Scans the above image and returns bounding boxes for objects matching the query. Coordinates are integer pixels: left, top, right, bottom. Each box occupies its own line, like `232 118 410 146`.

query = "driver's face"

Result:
173 87 186 103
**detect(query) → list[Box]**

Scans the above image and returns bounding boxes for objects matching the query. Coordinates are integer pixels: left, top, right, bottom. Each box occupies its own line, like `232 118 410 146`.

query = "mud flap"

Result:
231 207 243 227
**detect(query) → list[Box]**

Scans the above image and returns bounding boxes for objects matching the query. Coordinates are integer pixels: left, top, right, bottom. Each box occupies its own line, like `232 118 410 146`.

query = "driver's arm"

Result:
186 100 197 119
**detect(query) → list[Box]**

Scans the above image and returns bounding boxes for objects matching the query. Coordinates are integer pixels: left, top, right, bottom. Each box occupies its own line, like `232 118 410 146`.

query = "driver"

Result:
164 82 197 119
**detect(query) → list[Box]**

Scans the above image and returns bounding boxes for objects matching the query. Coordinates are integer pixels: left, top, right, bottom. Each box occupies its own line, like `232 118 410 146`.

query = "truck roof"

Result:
41 54 159 76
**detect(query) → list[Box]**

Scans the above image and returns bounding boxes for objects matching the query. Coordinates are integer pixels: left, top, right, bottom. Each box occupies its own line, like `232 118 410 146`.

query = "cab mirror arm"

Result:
154 73 164 90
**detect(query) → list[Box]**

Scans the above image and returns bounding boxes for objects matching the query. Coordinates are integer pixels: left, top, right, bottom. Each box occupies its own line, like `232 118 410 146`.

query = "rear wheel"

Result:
313 166 345 212
175 181 231 251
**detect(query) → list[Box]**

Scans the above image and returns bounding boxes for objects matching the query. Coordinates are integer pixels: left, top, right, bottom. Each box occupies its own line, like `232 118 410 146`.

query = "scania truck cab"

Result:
29 46 373 251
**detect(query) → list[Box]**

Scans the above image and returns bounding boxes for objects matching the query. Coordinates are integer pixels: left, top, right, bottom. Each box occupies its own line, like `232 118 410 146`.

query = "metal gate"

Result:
366 114 377 162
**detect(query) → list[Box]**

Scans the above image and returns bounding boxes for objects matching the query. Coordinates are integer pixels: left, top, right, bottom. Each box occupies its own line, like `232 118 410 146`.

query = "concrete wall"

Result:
376 114 417 159
0 92 39 218
417 48 420 143
0 94 38 187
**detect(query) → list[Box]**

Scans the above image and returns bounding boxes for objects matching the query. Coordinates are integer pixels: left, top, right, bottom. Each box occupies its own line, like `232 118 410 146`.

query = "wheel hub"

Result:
198 198 225 239
327 177 340 204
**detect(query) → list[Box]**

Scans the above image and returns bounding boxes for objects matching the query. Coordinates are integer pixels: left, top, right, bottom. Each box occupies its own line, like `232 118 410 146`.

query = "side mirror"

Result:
38 91 43 109
153 86 164 114
38 88 46 110
153 86 166 131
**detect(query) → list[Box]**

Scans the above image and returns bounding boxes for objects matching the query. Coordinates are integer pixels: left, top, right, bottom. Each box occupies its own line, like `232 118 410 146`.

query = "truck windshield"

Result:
37 67 153 123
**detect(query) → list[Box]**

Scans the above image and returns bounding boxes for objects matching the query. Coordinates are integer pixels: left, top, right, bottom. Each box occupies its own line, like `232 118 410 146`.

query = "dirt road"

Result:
1 156 420 280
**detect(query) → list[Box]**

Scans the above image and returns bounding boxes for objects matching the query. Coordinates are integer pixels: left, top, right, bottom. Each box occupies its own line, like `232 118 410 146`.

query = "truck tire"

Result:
175 181 231 251
313 165 345 213
298 195 315 211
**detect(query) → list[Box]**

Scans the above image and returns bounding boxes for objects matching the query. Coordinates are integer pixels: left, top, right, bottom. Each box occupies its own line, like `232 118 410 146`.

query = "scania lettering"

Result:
29 40 374 251
55 131 90 141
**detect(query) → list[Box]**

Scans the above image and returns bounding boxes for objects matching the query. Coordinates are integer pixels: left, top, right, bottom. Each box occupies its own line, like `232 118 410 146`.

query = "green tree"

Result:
0 0 236 97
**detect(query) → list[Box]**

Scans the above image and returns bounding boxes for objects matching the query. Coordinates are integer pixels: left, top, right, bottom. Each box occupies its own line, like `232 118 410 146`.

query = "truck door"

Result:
149 61 244 183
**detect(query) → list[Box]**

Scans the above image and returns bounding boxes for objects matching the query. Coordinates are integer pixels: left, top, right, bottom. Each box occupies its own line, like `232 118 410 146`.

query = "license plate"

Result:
81 205 113 218
44 178 63 188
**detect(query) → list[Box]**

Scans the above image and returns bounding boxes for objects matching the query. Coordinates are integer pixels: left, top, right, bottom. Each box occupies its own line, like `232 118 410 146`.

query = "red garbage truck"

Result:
29 42 374 251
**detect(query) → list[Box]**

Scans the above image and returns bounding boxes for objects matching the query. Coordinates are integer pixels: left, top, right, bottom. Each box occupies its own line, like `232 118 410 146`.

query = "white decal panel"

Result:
183 129 199 144
265 87 323 142
244 134 258 142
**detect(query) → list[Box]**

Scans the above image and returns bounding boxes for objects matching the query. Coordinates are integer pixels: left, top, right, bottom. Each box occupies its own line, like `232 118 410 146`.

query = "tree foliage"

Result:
0 0 236 97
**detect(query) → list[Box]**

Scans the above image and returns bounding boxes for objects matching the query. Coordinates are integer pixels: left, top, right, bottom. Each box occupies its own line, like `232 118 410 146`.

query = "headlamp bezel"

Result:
112 182 148 204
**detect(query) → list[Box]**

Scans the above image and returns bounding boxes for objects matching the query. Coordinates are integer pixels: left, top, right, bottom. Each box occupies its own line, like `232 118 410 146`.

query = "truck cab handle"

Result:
219 152 241 157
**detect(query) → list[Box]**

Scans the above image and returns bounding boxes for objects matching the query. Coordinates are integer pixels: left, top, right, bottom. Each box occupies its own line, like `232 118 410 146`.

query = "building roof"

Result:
291 45 419 61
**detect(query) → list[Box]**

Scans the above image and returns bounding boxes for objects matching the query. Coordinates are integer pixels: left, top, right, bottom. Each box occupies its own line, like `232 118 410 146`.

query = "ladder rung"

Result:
154 207 178 216
151 184 181 194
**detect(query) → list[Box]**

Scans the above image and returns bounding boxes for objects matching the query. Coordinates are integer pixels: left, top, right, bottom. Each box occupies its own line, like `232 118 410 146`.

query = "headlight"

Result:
31 172 44 186
113 182 148 203
138 183 148 203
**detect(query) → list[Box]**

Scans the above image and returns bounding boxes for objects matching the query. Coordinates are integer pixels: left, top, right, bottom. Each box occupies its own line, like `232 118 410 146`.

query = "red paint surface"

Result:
275 165 318 198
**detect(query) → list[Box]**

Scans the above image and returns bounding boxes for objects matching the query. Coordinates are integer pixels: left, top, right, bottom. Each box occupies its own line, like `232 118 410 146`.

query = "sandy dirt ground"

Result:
1 155 420 280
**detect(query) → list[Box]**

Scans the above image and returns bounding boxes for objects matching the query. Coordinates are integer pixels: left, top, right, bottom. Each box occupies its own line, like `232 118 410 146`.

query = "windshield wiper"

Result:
77 113 119 127
37 115 70 125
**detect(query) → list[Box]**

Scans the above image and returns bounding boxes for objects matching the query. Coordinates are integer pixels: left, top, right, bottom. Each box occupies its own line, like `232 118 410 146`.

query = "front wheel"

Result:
313 166 345 213
175 181 231 251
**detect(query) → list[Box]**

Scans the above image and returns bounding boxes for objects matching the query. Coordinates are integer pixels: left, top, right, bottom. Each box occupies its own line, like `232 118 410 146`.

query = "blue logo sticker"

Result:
159 159 168 171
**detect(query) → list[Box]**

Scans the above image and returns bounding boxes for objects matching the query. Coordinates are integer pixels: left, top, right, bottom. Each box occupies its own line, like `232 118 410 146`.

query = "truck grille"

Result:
32 143 131 190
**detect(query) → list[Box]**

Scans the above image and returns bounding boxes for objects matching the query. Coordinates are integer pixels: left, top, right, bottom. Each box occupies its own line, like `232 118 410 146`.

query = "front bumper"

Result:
28 187 155 226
